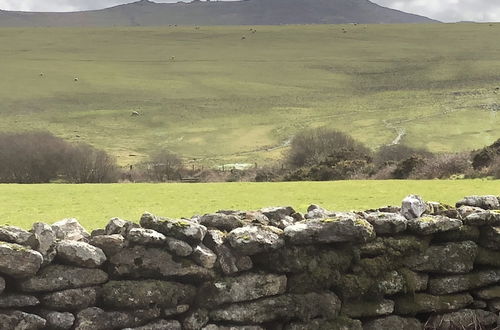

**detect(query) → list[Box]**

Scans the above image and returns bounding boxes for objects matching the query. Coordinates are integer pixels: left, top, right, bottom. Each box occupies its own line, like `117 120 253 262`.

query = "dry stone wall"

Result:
1 194 500 329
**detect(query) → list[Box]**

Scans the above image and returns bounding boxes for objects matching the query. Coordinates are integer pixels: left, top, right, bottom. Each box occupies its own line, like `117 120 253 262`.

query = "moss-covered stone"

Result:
341 299 394 318
429 270 500 295
433 225 480 243
285 316 362 330
394 293 473 315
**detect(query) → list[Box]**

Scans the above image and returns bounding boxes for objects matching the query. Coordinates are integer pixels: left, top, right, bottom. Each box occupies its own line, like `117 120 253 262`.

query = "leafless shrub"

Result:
62 143 119 183
410 152 472 179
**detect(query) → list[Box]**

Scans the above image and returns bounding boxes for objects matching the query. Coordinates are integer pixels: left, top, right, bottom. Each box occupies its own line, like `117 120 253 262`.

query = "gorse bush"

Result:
0 132 118 183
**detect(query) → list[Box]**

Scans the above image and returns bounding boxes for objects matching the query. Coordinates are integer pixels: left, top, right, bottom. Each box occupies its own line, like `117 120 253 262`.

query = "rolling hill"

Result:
0 0 437 27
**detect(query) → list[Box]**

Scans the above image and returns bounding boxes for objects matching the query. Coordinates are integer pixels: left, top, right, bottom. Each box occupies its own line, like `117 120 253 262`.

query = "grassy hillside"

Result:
0 180 498 229
0 24 499 168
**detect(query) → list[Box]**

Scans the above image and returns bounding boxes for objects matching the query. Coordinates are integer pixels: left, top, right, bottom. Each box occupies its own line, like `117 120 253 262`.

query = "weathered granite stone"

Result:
358 235 429 258
285 317 363 330
0 242 43 278
0 276 4 295
165 237 193 257
51 218 89 241
425 309 497 330
487 299 500 312
471 299 488 309
400 269 429 292
74 307 159 330
394 293 473 315
105 218 138 236
425 201 458 218
456 195 500 210
109 245 213 281
401 195 427 219
102 280 196 309
304 204 337 220
40 287 99 311
378 271 405 295
164 304 190 317
363 212 408 234
342 299 394 318
0 225 36 247
464 210 500 226
0 311 46 330
182 309 209 330
127 228 167 246
56 240 106 268
210 292 341 323
124 320 182 330
198 213 245 232
475 286 500 299
0 293 39 308
18 264 108 293
204 230 251 275
362 315 422 330
203 326 265 330
407 215 462 235
479 226 500 250
90 234 125 257
433 225 480 243
140 213 207 244
198 273 287 307
429 270 500 295
227 225 284 255
37 310 75 330
260 206 295 221
31 222 56 265
476 247 500 267
284 216 375 245
457 205 485 218
405 241 477 274
191 244 217 269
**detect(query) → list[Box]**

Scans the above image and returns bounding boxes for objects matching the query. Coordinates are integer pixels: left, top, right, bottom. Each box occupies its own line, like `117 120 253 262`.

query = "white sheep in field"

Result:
170 56 176 61
131 111 140 117
39 73 44 77
74 77 79 82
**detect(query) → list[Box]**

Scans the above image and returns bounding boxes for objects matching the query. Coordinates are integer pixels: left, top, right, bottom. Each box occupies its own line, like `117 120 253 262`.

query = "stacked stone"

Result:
0 195 499 329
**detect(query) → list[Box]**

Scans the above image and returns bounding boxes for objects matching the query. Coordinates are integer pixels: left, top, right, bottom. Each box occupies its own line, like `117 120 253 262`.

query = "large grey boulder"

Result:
198 213 245 232
102 280 196 309
51 218 90 241
108 245 213 281
127 228 167 246
0 311 46 330
407 215 462 235
284 215 375 244
40 287 99 311
90 234 125 257
56 240 106 268
191 244 217 269
362 212 408 234
428 270 500 295
199 273 287 307
18 264 108 293
38 311 75 330
401 195 427 219
342 299 394 318
0 225 36 247
31 222 57 265
124 320 182 330
74 307 159 330
227 225 285 255
394 293 473 315
0 242 43 278
210 292 341 323
105 217 138 236
456 195 500 210
405 241 478 274
363 316 422 330
140 213 207 244
0 293 39 308
425 309 497 330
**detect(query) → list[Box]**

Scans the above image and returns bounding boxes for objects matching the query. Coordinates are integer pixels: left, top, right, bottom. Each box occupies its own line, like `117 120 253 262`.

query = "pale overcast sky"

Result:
0 0 498 23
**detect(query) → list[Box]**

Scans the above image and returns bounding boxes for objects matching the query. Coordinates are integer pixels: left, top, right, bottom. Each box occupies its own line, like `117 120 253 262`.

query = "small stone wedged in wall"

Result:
51 218 90 242
363 315 422 330
31 222 57 265
90 234 125 257
0 225 37 247
428 269 500 295
127 227 168 246
401 194 427 219
37 310 75 330
406 215 462 235
341 298 394 318
479 226 500 250
140 213 207 244
73 307 160 330
56 240 107 268
226 225 285 255
105 217 139 236
361 211 408 234
182 308 209 330
0 310 46 330
456 195 500 210
0 293 39 308
464 210 500 226
40 286 100 311
393 292 473 315
285 316 363 330
0 242 43 278
198 213 246 232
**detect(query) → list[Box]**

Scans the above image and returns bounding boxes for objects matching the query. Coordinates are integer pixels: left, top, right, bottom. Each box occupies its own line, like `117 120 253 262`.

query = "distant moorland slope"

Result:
0 0 437 27
0 24 498 166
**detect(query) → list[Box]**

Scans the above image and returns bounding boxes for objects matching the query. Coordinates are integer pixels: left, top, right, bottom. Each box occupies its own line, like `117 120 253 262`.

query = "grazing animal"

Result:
39 73 44 77
241 36 246 40
131 111 140 117
74 77 79 82
170 56 176 61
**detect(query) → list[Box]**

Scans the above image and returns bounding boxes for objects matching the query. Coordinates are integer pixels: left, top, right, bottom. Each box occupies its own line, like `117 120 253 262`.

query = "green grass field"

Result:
1 180 498 229
0 24 499 167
